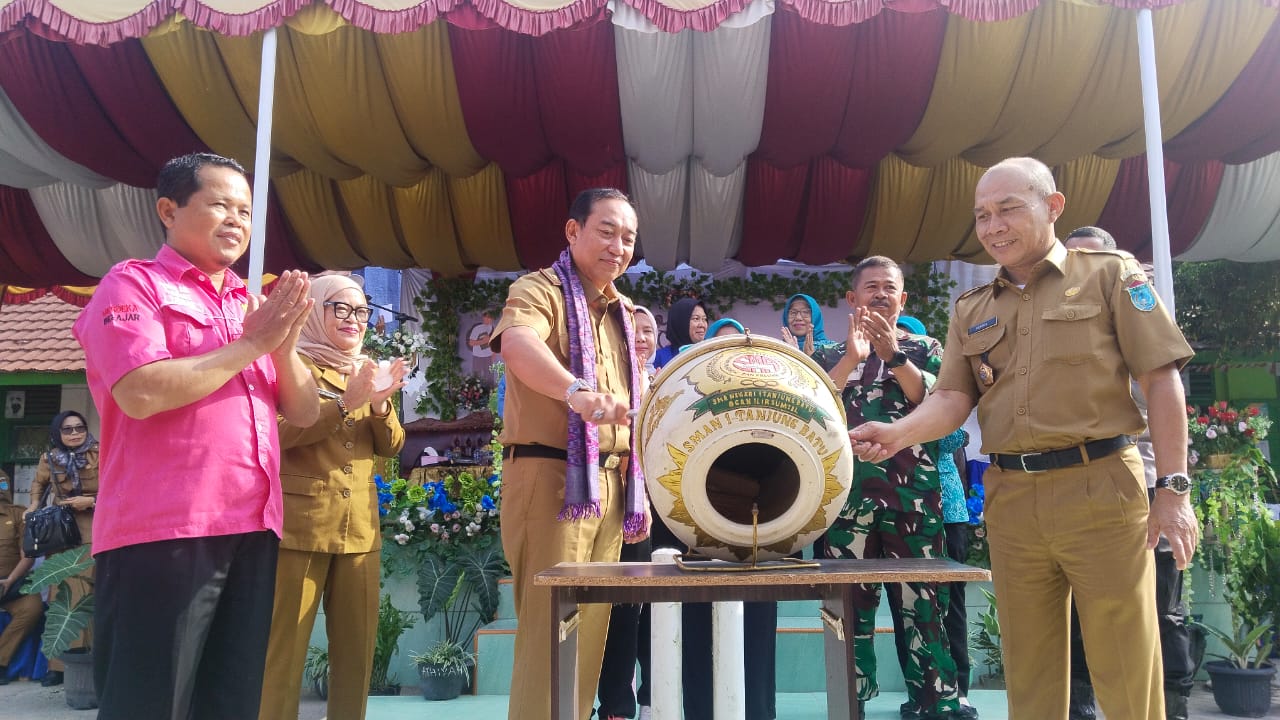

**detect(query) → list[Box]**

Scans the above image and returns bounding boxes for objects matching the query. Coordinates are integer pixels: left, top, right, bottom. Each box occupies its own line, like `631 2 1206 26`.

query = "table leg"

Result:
712 601 746 720
821 588 858 720
551 588 580 720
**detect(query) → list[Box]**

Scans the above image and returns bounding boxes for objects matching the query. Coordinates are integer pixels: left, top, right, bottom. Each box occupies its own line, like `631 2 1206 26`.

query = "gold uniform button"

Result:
1022 294 1031 301
1019 368 1028 375
1019 327 1029 335
344 441 354 450
1066 310 1076 319
342 489 352 498
1017 407 1027 415
345 418 355 427
343 465 353 474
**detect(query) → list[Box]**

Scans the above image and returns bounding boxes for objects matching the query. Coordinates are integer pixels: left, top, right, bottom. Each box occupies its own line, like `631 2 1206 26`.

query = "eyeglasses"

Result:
324 301 372 323
60 425 87 434
788 310 812 320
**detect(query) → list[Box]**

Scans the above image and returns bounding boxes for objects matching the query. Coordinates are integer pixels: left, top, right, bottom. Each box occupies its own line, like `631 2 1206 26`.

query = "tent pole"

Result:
247 28 279 295
1136 9 1175 313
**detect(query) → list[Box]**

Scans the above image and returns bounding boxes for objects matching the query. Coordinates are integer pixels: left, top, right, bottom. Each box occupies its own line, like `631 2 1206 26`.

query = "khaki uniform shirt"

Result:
0 505 24 578
277 356 406 554
490 268 633 454
936 243 1193 455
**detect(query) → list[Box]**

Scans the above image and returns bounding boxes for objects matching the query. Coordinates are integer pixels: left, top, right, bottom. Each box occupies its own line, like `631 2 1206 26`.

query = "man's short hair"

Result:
987 157 1057 198
568 188 634 225
157 153 247 208
1065 225 1117 250
851 255 904 287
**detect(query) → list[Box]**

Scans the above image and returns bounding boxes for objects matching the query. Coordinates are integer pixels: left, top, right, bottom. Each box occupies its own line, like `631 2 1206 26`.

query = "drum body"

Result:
637 334 854 561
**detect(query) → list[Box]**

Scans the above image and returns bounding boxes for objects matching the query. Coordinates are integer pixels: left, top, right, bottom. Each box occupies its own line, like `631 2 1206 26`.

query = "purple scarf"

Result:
552 250 648 541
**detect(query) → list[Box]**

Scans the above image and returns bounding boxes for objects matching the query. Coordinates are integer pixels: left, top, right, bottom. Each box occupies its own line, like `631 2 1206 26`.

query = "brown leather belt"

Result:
990 435 1133 474
503 444 627 470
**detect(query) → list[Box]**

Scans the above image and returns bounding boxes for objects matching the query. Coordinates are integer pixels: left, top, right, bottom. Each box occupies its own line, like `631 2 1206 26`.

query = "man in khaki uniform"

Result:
0 470 41 683
850 157 1199 720
492 188 644 720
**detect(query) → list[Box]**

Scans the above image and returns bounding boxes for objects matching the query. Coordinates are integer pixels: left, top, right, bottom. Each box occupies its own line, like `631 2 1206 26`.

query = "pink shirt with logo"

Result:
73 245 283 555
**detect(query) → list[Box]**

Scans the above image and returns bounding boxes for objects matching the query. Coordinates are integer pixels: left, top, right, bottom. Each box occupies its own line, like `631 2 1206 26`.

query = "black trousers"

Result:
888 521 972 698
94 531 279 720
1070 535 1194 695
597 537 654 718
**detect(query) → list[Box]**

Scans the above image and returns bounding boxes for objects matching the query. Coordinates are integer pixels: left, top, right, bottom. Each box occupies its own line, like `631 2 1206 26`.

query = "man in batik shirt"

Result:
811 256 967 720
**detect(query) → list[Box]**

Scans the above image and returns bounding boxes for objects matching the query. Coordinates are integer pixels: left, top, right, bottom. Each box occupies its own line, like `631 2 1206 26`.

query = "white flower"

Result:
403 520 415 532
417 507 429 520
1239 421 1248 432
1206 428 1218 439
394 533 410 545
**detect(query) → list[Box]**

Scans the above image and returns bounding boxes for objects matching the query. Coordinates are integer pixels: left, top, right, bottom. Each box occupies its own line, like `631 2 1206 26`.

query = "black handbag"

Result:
21 460 82 558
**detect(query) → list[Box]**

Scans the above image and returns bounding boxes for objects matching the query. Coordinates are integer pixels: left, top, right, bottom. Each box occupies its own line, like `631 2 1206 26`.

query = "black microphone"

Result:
366 300 420 324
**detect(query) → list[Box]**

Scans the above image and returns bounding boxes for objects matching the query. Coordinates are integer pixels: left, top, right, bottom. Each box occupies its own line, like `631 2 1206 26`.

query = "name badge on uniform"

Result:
968 317 997 335
1126 279 1157 312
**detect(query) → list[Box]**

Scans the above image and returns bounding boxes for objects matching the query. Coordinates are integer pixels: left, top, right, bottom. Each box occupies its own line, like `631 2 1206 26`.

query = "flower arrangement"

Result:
377 471 501 558
363 326 431 376
1187 401 1271 466
964 479 990 569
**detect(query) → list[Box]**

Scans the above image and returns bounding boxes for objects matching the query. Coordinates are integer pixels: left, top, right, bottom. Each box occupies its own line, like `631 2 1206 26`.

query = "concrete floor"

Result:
0 681 1272 719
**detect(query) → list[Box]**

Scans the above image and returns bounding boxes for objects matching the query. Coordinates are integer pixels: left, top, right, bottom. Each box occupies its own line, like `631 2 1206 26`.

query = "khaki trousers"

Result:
502 456 624 720
258 548 380 720
0 592 43 666
985 446 1162 720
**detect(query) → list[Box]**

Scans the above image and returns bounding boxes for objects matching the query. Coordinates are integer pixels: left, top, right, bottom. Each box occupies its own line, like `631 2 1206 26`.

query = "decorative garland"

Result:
410 266 956 420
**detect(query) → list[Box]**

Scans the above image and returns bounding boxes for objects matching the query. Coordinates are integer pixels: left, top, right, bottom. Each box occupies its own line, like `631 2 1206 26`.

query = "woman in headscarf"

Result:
706 318 745 338
780 294 832 355
26 410 99 687
259 275 407 720
595 305 659 720
652 298 708 370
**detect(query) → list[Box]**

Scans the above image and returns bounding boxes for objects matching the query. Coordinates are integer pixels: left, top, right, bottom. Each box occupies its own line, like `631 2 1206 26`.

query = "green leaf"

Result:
20 545 93 595
416 552 464 625
41 592 93 660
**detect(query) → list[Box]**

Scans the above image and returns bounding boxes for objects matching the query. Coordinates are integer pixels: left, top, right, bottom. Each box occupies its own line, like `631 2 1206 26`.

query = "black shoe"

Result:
1164 691 1189 720
0 665 9 685
1068 678 1097 720
41 670 63 687
953 705 979 719
900 701 923 720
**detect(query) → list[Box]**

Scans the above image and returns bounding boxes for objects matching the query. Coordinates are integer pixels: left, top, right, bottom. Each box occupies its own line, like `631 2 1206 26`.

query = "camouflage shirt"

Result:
812 333 944 512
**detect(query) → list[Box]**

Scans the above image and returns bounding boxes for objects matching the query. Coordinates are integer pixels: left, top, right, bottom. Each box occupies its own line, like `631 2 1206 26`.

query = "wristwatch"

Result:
1155 472 1193 495
564 378 593 409
885 351 909 370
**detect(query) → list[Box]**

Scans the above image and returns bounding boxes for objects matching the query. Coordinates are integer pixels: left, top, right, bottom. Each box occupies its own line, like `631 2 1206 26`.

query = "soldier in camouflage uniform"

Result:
811 256 966 720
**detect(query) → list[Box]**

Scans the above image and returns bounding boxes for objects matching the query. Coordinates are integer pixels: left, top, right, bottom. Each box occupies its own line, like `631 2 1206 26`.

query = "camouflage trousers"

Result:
825 497 959 713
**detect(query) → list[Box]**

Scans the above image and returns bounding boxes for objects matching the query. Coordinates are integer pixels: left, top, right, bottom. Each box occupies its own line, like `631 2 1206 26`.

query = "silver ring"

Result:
591 409 605 421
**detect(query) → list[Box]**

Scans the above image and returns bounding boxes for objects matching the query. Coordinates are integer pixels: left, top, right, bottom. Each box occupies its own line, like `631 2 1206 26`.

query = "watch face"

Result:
1169 473 1192 493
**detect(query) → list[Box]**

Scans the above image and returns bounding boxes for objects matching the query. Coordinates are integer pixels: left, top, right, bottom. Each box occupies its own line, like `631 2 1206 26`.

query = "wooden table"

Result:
534 558 991 720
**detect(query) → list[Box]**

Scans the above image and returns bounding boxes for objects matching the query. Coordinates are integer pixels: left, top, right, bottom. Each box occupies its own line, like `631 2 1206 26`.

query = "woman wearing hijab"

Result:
706 318 745 338
652 298 708 370
27 410 99 687
780 294 833 355
259 275 407 720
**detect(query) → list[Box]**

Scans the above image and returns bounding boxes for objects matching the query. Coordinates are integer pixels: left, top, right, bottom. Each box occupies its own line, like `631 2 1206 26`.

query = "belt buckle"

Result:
1019 452 1045 474
603 454 621 470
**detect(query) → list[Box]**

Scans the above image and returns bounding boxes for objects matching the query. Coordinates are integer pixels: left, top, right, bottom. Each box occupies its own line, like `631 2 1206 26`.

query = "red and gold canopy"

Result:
2 0 1279 303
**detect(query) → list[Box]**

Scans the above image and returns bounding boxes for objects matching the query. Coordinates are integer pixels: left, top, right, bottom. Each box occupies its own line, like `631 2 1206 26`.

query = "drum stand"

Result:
673 505 822 572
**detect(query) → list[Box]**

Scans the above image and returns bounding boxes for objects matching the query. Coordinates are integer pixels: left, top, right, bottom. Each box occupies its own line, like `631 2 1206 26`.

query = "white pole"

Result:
1136 9 1175 313
712 601 746 720
247 28 278 296
650 548 683 720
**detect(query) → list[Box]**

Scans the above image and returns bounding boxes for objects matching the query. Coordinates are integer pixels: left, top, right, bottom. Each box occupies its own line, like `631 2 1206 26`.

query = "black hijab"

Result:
664 297 707 350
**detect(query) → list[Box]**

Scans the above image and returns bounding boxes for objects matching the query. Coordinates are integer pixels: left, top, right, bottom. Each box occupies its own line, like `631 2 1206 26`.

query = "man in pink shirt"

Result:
73 153 319 720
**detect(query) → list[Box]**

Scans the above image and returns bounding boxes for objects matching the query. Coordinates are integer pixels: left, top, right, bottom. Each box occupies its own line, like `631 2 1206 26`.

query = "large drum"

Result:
637 333 855 562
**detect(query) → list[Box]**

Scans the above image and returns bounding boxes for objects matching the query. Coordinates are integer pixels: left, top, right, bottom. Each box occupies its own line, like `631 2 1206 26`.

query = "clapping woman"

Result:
259 275 406 720
26 411 99 687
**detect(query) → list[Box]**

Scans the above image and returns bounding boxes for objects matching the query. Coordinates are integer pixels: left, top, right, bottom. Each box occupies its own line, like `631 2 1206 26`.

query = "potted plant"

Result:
368 594 416 696
970 587 1004 689
304 645 329 700
1194 620 1275 718
20 544 96 709
411 639 476 701
378 465 506 681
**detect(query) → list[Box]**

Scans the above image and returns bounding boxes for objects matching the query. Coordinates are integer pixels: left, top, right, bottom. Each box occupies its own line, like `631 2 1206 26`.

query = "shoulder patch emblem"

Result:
1126 279 1156 312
